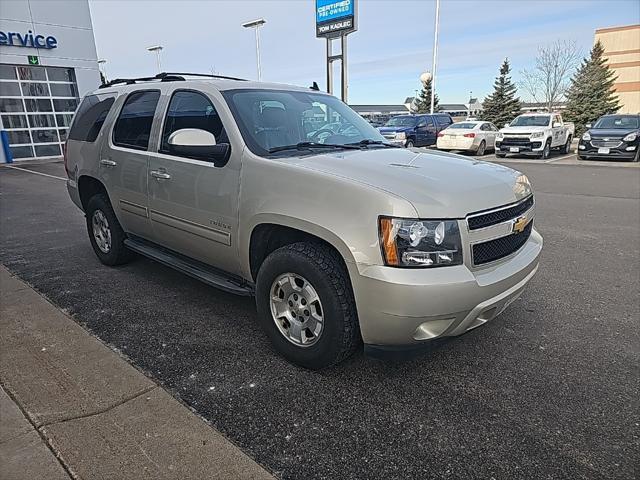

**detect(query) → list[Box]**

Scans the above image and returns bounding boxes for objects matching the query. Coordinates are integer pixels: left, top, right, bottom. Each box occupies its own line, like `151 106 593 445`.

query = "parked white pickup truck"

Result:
496 113 574 159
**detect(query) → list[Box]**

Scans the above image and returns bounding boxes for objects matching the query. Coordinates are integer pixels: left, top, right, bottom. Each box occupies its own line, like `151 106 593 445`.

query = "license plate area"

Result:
598 147 610 154
509 147 519 153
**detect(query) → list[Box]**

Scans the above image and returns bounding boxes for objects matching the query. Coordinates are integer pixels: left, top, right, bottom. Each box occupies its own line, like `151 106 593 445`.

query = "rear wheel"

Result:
255 242 360 369
561 135 572 154
85 194 134 266
475 140 486 156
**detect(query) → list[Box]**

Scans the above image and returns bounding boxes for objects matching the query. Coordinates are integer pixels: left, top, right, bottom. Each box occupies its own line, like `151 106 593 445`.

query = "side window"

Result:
437 116 452 126
161 90 227 153
480 123 490 131
554 115 561 125
68 94 115 142
416 116 427 127
113 90 160 150
425 116 434 126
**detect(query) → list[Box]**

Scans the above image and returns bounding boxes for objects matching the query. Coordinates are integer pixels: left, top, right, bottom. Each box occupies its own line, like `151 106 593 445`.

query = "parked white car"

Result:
436 121 499 155
496 113 575 159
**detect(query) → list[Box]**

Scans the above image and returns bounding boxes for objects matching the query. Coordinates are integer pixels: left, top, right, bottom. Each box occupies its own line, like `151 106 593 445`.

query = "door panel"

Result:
147 89 240 275
100 90 160 239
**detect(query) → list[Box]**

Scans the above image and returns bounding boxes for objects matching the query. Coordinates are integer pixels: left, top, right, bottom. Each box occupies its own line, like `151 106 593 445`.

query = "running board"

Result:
124 237 254 296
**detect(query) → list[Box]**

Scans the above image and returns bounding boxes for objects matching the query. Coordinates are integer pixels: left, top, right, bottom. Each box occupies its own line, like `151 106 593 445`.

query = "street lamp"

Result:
242 18 266 81
147 45 163 73
97 59 107 83
430 0 441 114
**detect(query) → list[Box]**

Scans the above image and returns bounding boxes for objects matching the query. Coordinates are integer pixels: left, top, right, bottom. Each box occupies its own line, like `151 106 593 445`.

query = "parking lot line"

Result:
544 154 575 163
2 166 67 181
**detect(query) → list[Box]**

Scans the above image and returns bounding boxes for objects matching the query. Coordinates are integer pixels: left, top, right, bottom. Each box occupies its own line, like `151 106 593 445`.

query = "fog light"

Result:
578 144 586 150
626 146 636 151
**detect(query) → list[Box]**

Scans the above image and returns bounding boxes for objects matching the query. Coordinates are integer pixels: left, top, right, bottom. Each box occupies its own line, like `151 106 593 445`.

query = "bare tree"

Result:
520 40 580 112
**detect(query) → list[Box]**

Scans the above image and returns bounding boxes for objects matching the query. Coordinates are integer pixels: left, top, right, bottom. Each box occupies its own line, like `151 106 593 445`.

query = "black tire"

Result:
85 193 134 266
539 139 552 159
562 135 572 154
405 139 415 148
475 140 486 156
255 242 360 369
633 149 639 162
496 153 506 158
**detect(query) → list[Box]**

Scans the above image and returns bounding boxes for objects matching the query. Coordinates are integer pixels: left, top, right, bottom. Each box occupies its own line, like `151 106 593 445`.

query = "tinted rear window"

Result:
68 94 115 142
436 115 452 125
113 90 160 150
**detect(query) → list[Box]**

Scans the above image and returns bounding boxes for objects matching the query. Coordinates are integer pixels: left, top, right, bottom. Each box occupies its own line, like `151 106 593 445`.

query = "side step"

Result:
124 237 254 296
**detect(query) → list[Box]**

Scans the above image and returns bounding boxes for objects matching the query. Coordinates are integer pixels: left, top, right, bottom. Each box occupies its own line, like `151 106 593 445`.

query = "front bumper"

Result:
578 140 637 159
496 139 543 155
352 229 542 346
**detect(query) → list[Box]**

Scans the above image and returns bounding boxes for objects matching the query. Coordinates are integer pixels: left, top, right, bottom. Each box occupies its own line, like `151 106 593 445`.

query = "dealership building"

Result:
1 0 100 161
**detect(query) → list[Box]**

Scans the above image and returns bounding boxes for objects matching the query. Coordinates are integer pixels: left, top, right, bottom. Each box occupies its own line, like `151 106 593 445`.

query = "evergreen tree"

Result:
414 77 439 113
564 41 621 136
481 59 521 126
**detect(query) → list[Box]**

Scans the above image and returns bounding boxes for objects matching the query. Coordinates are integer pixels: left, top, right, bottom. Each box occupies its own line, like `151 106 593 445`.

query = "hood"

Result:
378 126 414 134
501 125 548 134
588 128 637 139
288 148 531 218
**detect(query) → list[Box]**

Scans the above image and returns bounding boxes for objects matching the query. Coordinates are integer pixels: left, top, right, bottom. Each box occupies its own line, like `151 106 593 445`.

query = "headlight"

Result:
582 132 591 141
623 132 637 142
530 132 544 139
395 132 406 140
379 218 462 268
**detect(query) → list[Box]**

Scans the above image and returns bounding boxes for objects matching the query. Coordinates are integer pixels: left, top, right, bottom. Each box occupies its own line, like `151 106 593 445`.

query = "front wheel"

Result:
405 139 415 148
255 243 360 369
538 139 552 159
475 140 486 156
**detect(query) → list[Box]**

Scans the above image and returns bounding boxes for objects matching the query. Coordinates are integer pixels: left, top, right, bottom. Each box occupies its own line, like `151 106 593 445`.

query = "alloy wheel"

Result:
92 209 112 254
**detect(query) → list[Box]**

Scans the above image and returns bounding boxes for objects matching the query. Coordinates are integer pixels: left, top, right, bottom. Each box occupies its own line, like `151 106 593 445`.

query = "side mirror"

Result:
552 122 562 128
585 123 592 129
168 128 230 166
504 123 510 128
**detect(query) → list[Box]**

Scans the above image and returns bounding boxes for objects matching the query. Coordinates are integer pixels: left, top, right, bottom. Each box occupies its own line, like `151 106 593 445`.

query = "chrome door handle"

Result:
100 159 117 167
150 170 171 180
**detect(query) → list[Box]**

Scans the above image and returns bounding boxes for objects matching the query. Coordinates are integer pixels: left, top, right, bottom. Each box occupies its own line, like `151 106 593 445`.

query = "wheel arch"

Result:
77 175 109 212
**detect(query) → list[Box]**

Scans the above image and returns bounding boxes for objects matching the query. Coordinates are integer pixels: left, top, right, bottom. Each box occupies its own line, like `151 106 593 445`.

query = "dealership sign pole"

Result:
316 0 357 103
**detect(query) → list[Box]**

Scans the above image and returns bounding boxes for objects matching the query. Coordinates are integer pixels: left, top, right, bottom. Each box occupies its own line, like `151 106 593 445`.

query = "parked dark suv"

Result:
578 114 639 162
378 114 453 148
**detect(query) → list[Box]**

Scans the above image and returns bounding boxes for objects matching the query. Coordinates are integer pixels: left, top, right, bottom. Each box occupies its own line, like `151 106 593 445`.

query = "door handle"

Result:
150 170 171 180
100 159 117 167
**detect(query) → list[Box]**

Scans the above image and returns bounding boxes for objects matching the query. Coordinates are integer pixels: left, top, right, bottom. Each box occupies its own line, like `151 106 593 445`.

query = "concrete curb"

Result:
0 265 274 480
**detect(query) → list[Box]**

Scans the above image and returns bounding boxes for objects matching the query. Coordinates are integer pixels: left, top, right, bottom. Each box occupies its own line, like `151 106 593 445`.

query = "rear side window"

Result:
436 115 452 126
113 90 160 150
68 94 115 142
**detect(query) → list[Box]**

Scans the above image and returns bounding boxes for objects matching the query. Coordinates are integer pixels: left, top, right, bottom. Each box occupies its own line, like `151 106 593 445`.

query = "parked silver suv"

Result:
65 73 542 369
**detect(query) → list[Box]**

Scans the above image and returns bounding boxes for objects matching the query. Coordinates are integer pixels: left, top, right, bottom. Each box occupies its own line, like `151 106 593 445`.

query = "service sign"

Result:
316 0 357 38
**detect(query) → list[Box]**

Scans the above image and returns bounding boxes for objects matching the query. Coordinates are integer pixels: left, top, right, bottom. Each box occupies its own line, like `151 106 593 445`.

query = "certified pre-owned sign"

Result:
316 0 357 38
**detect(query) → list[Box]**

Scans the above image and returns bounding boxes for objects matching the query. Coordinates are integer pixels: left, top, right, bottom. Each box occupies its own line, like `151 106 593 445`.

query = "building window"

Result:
0 64 80 159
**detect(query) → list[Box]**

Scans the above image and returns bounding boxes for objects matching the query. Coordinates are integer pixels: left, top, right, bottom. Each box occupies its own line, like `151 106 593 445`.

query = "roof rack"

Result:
99 72 247 89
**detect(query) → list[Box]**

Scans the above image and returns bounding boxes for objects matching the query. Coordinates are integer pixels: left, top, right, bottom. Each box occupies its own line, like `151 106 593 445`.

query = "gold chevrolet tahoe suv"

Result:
65 73 542 369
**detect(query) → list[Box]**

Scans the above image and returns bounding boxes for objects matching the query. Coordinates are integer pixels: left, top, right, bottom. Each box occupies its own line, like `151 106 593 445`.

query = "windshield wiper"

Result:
268 142 361 154
347 139 398 148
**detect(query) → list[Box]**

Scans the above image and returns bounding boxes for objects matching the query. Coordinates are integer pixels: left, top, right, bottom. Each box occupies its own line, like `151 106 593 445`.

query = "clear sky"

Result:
89 0 640 105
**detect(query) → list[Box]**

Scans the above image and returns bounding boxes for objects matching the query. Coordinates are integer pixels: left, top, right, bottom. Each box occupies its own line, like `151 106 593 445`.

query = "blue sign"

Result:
316 0 354 24
0 30 57 49
316 0 357 38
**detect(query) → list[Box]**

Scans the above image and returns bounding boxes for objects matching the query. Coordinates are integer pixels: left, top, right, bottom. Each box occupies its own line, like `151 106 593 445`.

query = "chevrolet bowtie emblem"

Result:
512 216 529 234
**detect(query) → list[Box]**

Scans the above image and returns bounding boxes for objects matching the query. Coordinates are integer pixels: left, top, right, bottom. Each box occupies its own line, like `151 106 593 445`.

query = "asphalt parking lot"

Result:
1 157 638 480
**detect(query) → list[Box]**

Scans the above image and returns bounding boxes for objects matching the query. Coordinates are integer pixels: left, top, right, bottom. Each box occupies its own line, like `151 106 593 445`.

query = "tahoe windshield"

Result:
384 116 417 127
510 116 550 127
222 89 389 156
593 116 639 129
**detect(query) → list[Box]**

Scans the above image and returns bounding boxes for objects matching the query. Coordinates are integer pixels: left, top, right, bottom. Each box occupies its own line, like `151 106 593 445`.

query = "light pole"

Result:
430 0 441 114
147 45 163 73
97 59 107 83
242 18 266 81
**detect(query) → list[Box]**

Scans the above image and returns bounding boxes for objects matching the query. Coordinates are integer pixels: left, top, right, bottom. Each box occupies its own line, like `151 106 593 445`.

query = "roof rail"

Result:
98 72 247 89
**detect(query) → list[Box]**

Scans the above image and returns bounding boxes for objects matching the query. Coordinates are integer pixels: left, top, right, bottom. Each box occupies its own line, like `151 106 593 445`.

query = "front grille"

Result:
468 196 534 230
591 139 623 148
473 221 533 265
500 137 531 146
